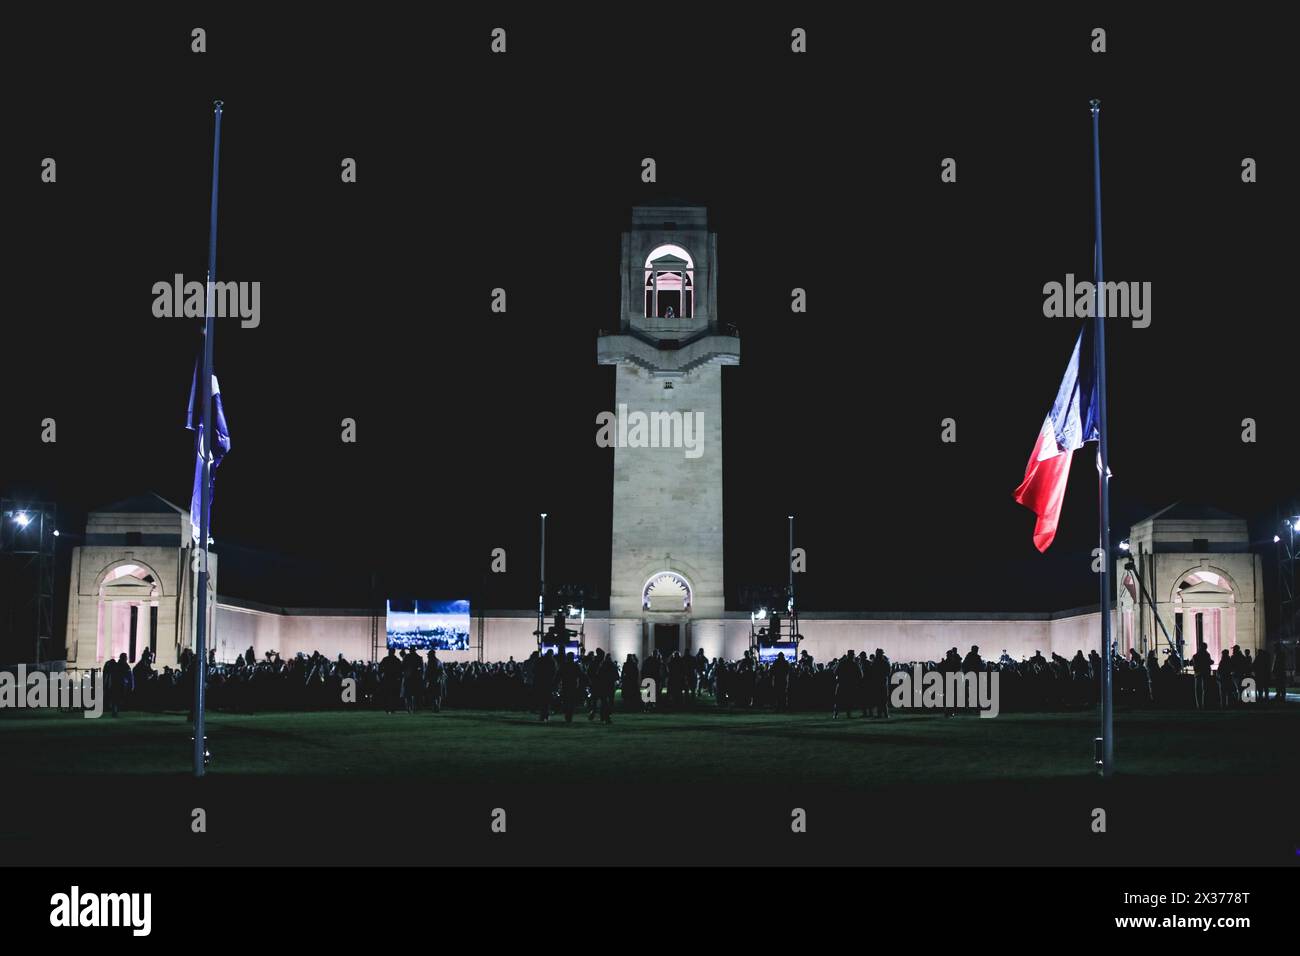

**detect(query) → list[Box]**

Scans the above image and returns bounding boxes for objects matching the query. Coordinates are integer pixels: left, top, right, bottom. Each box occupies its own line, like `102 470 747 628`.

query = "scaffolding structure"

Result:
744 517 802 661
369 571 382 662
536 585 588 656
0 500 58 664
1277 501 1299 672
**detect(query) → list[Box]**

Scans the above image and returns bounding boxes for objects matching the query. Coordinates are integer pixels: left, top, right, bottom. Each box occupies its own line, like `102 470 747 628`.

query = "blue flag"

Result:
186 366 231 540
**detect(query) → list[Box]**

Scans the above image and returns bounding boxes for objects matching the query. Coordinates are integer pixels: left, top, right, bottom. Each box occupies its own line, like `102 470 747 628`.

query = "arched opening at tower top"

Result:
644 244 695 319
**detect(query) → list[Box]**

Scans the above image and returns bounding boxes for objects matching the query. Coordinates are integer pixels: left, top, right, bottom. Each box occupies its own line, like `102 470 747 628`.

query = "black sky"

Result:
3 9 1296 630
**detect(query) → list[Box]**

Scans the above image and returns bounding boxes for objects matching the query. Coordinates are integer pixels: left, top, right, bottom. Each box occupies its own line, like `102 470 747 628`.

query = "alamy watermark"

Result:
152 274 260 328
1042 273 1151 328
596 404 705 459
889 665 1000 718
0 666 102 718
50 886 151 936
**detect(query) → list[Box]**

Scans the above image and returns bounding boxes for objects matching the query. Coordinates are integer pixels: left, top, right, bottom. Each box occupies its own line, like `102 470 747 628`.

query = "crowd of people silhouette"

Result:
90 639 1291 719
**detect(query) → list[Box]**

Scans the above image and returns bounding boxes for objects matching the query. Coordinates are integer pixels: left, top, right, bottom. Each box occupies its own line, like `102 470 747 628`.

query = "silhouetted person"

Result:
535 649 557 722
941 647 963 717
1087 649 1102 704
1191 641 1213 710
103 654 126 717
833 650 860 719
593 650 617 723
770 652 790 712
558 652 582 722
131 651 154 708
1230 645 1247 701
959 645 983 716
379 647 401 714
737 651 756 708
1071 650 1090 681
582 652 598 719
870 649 891 719
1216 649 1235 708
1273 643 1289 705
426 651 445 713
621 654 641 712
713 658 728 707
667 650 685 706
683 648 698 699
1253 647 1272 705
401 647 423 714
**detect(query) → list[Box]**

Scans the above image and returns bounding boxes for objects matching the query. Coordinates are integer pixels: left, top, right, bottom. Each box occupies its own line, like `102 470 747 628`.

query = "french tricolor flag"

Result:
1014 326 1099 552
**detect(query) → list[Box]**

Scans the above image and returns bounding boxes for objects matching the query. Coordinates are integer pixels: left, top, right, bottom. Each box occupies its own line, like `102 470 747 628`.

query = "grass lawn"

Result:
2 704 1296 787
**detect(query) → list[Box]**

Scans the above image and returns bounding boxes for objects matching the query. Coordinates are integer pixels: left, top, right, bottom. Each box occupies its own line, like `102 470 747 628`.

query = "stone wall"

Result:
213 604 1122 668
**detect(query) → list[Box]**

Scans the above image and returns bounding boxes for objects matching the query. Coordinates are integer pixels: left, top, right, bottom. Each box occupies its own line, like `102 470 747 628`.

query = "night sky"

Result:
3 10 1295 641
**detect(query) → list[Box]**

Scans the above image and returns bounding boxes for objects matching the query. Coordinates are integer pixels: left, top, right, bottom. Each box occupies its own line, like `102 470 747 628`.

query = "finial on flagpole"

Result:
213 99 224 112
1089 98 1101 111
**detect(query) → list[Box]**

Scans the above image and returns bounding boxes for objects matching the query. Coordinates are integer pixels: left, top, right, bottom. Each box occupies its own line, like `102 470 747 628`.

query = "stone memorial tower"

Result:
596 205 740 660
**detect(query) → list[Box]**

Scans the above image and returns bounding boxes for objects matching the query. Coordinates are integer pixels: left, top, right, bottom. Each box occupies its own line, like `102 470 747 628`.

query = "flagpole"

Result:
194 99 223 778
1089 98 1114 778
538 513 547 651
